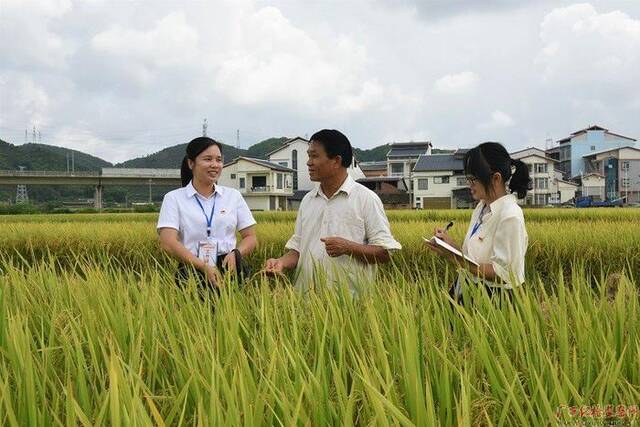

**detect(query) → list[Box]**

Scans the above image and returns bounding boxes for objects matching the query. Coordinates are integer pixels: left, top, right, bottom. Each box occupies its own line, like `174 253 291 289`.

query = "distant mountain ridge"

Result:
0 136 450 171
0 139 112 171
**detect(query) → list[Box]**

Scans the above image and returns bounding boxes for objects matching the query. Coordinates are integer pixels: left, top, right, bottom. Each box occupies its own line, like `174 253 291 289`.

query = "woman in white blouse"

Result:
425 142 530 303
157 137 257 291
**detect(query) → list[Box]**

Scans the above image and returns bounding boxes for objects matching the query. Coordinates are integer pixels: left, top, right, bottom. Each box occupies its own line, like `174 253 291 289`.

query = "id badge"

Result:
197 238 218 265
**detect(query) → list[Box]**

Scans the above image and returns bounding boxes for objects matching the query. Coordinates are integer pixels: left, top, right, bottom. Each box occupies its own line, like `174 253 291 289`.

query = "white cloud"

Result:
434 71 479 94
537 3 640 86
0 0 73 69
0 73 51 127
479 110 515 129
212 6 403 114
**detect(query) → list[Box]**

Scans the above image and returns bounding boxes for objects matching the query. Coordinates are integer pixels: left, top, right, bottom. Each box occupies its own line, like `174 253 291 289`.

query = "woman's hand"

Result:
222 251 237 272
433 227 456 247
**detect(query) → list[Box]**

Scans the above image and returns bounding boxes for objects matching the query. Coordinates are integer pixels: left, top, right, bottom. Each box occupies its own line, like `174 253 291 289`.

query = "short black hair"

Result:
309 129 353 168
463 142 531 199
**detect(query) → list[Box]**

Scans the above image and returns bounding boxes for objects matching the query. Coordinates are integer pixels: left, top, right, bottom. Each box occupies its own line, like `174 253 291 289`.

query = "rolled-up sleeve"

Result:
363 193 402 252
236 193 257 231
157 192 179 232
490 215 527 287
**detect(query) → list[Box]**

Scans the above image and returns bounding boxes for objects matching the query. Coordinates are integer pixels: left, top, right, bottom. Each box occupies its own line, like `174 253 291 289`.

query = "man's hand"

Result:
320 237 354 257
222 251 237 272
263 258 285 274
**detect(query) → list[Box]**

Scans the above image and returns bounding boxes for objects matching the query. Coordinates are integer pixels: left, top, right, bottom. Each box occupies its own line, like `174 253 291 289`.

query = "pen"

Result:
444 221 454 232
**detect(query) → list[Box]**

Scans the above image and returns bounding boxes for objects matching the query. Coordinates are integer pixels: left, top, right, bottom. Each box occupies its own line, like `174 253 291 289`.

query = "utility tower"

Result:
16 166 29 204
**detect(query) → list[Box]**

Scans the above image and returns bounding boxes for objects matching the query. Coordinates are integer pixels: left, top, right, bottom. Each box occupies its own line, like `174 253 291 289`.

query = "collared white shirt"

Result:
459 193 528 290
285 174 401 293
157 181 256 256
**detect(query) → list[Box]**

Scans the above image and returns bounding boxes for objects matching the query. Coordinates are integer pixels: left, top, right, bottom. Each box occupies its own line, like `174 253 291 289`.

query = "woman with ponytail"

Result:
157 137 257 291
425 142 530 303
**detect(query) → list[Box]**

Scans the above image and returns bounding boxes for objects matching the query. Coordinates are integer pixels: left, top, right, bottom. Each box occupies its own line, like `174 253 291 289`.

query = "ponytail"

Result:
179 137 223 187
509 159 531 199
180 156 192 187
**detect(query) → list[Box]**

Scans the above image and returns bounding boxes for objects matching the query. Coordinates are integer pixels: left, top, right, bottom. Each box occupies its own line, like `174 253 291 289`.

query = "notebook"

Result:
423 236 479 266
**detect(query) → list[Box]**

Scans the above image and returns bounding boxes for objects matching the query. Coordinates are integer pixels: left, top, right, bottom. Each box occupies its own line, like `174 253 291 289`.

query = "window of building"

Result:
457 177 467 186
239 177 245 189
527 164 533 174
622 178 630 188
622 161 630 170
417 179 428 190
278 161 288 167
535 194 547 205
230 174 236 179
277 173 283 189
590 146 596 151
391 163 404 174
291 150 298 191
433 176 449 184
535 163 547 174
535 178 548 189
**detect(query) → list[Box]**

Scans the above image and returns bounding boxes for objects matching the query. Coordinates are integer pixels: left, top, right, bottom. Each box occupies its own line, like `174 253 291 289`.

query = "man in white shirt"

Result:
263 129 401 293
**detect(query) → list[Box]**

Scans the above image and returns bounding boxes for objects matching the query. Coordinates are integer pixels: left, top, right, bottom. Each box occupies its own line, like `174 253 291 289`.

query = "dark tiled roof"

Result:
414 154 464 172
356 176 403 182
288 190 309 201
245 157 295 172
388 148 430 157
387 142 432 157
359 161 387 170
225 157 295 172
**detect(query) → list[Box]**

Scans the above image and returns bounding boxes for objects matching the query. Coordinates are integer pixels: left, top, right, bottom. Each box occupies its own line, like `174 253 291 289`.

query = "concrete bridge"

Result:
0 168 181 209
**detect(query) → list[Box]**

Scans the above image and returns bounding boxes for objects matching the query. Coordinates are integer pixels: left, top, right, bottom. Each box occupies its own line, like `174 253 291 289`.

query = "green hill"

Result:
0 139 112 171
117 142 247 168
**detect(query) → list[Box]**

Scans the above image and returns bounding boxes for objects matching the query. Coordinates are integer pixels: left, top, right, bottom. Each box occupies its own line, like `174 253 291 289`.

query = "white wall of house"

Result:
582 175 605 200
512 150 557 206
412 172 467 208
557 181 578 203
268 139 312 192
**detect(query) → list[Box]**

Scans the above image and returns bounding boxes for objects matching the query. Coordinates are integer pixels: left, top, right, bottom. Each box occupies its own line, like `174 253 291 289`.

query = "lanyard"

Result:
470 205 488 237
194 193 216 237
470 221 481 237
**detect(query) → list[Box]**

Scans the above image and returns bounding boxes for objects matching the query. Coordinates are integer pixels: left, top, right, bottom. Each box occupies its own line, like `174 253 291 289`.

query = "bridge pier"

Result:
94 184 103 210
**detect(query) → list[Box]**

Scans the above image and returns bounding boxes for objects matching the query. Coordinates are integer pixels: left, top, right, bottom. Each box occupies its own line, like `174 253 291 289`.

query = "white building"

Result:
267 136 365 192
511 147 578 206
218 157 294 211
411 150 471 209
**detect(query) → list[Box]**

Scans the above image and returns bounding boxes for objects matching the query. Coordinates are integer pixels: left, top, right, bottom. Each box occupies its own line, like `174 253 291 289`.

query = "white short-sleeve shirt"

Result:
458 194 528 290
157 181 256 256
285 175 401 293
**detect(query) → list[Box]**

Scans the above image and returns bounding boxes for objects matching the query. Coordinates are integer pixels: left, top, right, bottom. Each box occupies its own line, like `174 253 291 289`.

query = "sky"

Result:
1 0 639 163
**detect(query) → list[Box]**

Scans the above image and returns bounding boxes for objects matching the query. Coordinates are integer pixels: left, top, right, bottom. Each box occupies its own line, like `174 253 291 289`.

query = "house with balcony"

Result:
218 157 294 211
546 125 637 180
582 146 640 203
510 147 578 206
411 149 473 209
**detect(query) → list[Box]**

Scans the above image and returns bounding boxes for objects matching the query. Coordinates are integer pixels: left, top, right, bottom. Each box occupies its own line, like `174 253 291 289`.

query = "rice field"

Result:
1 208 639 426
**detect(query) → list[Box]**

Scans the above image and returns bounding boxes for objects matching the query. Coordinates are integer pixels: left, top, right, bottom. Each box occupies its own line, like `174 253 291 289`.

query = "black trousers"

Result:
175 250 250 292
